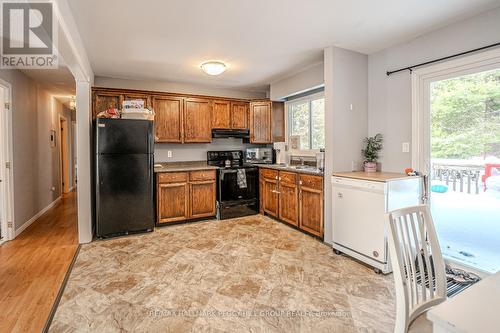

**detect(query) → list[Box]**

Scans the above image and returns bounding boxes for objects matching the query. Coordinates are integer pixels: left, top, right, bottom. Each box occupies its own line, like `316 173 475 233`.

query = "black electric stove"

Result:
207 151 259 219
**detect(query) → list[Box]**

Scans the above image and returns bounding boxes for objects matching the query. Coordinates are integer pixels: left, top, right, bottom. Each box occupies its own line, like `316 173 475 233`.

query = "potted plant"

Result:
362 133 383 173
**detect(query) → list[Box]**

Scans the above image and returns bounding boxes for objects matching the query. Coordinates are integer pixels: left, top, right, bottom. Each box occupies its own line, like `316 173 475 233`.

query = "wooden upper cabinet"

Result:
250 101 272 143
231 101 249 129
272 102 285 142
123 93 150 109
93 92 122 118
184 98 212 143
211 100 231 129
153 96 184 143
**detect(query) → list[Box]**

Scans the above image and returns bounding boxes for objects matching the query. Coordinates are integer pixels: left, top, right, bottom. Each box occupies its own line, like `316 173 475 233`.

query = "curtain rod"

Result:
386 42 500 76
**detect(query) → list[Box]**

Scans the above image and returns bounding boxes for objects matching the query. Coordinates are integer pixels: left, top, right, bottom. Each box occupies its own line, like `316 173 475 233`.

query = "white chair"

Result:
388 205 447 333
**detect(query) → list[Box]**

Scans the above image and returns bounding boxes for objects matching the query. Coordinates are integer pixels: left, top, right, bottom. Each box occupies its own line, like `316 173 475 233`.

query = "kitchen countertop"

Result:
154 161 219 173
256 164 324 176
332 171 417 182
154 161 324 176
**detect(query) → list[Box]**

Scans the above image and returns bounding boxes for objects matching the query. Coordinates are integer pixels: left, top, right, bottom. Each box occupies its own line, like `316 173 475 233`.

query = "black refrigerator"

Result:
95 118 155 238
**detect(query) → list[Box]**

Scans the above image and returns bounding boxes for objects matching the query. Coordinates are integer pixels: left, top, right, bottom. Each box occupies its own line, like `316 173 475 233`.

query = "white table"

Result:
427 271 500 333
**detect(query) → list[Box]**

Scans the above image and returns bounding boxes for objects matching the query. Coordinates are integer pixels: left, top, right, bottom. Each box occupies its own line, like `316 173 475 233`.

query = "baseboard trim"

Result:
14 196 62 238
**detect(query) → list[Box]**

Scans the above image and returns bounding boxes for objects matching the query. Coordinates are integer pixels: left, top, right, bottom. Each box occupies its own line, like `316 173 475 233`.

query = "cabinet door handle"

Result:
337 192 343 198
271 190 281 194
279 177 281 180
275 176 278 180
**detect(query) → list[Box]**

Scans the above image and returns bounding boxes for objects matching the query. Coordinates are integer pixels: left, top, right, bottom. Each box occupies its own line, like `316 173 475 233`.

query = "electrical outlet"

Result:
167 150 172 158
349 104 353 111
402 142 410 153
351 161 358 171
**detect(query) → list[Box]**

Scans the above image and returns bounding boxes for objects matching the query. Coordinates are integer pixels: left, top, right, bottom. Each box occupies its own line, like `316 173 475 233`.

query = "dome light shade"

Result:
200 61 227 76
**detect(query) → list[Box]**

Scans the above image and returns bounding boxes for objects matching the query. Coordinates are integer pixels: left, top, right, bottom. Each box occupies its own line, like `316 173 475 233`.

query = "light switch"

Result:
402 142 410 153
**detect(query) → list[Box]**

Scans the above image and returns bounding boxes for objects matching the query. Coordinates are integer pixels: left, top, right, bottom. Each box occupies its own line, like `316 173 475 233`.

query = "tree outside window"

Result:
288 96 325 150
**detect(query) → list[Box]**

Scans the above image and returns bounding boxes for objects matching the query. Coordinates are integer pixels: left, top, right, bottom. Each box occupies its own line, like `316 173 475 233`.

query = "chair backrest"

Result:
388 204 446 333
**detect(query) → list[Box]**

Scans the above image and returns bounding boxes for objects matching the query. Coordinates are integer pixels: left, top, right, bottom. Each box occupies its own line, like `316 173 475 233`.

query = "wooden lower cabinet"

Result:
278 172 298 226
157 182 189 223
259 168 323 238
190 181 216 218
260 169 279 217
157 170 216 224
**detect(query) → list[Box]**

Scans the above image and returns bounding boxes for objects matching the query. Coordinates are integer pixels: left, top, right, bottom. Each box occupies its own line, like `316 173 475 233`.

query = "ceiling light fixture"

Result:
69 96 76 110
200 61 227 76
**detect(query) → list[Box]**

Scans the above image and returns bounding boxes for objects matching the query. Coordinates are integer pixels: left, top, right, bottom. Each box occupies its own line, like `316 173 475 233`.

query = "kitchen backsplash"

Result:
154 138 270 162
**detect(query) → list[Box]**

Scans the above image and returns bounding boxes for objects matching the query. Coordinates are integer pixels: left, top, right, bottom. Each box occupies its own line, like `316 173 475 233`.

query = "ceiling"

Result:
21 66 76 97
69 0 500 92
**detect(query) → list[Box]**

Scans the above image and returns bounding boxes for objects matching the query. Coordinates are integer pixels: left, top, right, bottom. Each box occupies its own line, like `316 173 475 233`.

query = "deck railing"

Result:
431 161 483 194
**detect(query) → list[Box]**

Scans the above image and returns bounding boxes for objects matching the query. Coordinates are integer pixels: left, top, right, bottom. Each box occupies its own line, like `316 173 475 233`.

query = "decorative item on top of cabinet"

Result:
93 91 122 118
211 100 231 129
122 93 151 109
230 101 249 129
153 96 184 143
184 97 212 143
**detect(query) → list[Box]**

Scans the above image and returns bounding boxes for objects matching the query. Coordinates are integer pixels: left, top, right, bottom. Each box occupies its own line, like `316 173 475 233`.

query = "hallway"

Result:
0 192 79 332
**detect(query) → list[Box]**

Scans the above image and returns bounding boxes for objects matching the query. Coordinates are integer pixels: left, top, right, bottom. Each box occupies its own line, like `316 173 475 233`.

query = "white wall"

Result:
324 46 368 244
368 7 500 172
94 76 267 100
0 69 74 232
270 62 324 100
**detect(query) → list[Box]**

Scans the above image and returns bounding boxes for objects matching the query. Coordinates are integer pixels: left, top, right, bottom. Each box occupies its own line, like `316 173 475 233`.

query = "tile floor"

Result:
49 215 396 332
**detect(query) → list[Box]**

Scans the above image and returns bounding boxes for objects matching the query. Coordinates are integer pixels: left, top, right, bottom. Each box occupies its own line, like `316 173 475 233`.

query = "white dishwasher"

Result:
331 174 421 274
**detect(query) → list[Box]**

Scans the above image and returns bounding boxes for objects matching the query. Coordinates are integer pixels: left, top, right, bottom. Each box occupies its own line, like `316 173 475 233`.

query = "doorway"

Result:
59 116 70 194
0 80 13 244
412 49 500 273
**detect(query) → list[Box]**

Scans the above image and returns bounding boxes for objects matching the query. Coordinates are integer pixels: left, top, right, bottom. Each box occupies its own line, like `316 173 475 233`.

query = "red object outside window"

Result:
482 163 500 190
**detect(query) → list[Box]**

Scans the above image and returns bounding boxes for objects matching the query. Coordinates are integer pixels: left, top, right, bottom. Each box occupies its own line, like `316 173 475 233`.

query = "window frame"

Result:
285 91 325 154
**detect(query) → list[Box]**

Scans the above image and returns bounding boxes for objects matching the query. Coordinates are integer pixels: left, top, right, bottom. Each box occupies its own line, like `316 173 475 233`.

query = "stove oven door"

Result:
219 167 258 202
218 167 259 219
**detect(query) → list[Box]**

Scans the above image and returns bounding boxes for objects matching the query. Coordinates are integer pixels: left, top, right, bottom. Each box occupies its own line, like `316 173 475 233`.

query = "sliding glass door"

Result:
414 55 500 273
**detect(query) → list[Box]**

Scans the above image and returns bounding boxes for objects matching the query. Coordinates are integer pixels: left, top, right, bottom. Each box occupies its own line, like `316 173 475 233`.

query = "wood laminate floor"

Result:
0 192 78 333
50 214 397 332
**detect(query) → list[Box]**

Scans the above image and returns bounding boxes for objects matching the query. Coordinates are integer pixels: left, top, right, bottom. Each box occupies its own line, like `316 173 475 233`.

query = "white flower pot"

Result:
364 162 377 173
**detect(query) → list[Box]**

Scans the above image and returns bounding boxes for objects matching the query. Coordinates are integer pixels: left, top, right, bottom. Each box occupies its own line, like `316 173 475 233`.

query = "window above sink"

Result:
286 91 325 152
